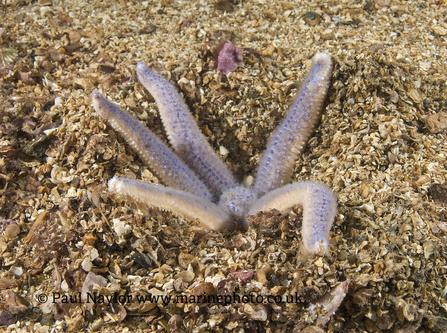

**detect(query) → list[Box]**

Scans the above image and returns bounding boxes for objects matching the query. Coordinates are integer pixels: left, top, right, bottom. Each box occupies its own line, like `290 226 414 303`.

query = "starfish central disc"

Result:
218 186 258 230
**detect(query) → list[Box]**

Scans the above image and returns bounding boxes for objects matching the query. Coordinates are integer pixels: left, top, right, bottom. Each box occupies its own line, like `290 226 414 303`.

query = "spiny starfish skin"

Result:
249 181 337 254
136 63 237 199
108 177 234 230
92 91 213 201
254 53 333 196
92 52 337 254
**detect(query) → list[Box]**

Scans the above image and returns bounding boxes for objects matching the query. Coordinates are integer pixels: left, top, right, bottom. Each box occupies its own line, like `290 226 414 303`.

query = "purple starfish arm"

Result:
92 91 213 201
249 181 337 254
253 53 333 196
109 177 233 230
136 63 237 199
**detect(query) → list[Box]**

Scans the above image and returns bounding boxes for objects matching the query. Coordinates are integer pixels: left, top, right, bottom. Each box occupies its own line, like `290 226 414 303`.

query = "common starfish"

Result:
92 52 336 254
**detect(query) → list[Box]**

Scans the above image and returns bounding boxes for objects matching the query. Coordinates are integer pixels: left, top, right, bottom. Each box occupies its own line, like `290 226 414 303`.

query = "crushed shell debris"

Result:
0 0 447 332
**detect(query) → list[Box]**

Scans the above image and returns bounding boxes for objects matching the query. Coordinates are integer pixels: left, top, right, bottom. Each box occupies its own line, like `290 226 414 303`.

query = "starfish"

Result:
92 52 336 254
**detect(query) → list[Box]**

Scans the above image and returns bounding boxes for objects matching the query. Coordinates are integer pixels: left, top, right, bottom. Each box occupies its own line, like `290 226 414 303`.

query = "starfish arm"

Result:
248 181 337 254
92 91 213 201
253 53 333 196
136 63 237 198
108 177 234 230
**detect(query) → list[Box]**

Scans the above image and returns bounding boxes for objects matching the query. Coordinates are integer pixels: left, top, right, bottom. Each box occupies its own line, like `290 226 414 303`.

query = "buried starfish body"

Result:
92 52 336 255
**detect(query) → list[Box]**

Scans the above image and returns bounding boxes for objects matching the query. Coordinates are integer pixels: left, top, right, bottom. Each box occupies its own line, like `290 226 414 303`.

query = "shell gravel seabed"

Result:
0 0 447 332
